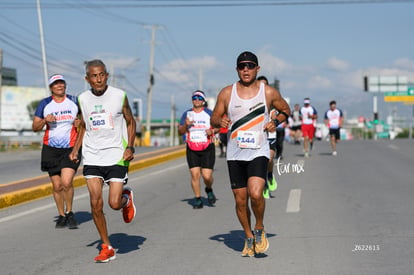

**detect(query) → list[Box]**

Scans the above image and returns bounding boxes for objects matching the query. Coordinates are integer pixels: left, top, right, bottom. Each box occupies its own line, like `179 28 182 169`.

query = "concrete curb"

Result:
0 146 186 209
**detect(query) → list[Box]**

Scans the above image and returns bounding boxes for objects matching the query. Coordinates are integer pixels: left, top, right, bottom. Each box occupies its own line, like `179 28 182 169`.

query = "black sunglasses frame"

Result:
237 62 257 70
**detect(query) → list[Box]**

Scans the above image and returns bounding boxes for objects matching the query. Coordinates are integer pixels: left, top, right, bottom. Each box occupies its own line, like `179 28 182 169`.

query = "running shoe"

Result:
55 215 67 228
65 211 78 229
193 197 203 209
267 175 278 192
94 244 116 263
332 151 337 156
205 188 216 205
122 187 136 223
254 229 269 254
304 151 309 158
263 186 270 199
241 237 255 257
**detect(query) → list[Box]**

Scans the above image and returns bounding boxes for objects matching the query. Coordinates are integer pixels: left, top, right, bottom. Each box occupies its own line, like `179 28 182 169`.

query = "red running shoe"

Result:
94 244 116 263
122 187 136 223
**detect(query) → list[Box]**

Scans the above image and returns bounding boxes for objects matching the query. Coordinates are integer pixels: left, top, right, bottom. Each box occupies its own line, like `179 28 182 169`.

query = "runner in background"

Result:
32 74 81 229
300 98 318 158
324 100 343 156
218 114 229 158
178 90 219 209
289 103 302 145
257 76 277 199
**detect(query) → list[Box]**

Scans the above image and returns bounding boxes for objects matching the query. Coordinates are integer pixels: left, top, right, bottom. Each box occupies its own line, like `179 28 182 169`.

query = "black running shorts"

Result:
83 165 129 185
41 144 81 176
186 143 215 169
227 156 268 189
329 128 341 140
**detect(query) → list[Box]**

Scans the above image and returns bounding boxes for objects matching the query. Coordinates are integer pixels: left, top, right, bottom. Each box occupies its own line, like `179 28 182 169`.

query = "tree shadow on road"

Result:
86 233 146 254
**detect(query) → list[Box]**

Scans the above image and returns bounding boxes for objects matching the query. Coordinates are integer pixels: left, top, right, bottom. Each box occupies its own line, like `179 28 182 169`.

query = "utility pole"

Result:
145 25 160 139
36 0 49 93
170 95 176 146
0 48 3 134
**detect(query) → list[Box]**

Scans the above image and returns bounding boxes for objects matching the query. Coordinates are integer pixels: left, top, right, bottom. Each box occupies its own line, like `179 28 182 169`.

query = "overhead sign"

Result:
364 76 407 93
384 87 414 102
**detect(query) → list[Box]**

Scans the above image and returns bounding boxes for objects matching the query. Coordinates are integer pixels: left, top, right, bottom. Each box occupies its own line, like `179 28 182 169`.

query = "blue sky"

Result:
1 0 414 121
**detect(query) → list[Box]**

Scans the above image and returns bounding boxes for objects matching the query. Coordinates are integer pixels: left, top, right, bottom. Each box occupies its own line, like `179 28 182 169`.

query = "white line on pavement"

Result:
388 144 399 150
286 189 302 213
129 163 186 183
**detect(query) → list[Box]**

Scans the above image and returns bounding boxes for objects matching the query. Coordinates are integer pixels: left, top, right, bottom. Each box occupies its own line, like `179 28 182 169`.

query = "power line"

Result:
1 0 414 9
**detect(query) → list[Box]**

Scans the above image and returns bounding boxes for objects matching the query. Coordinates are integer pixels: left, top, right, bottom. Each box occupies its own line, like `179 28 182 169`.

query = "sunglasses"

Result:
237 62 257 70
192 95 204 101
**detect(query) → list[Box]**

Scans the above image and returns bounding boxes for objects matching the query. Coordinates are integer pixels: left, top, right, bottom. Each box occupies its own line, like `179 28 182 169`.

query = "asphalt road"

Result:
0 146 162 184
0 139 413 274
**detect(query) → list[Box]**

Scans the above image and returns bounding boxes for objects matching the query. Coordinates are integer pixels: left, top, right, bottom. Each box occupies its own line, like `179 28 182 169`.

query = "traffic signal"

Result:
364 76 368 92
373 112 379 124
133 101 139 117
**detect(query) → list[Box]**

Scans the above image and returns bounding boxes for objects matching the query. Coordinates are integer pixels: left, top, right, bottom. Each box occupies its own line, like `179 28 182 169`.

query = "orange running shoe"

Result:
254 229 269 254
122 187 136 223
94 244 116 263
241 238 255 257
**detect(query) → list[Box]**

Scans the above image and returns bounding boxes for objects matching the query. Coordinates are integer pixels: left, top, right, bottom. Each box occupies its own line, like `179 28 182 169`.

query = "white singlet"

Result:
78 86 129 166
226 82 270 161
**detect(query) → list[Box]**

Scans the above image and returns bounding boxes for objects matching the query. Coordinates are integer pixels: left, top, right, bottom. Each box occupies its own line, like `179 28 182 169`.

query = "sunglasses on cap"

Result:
237 62 257 70
192 95 204 101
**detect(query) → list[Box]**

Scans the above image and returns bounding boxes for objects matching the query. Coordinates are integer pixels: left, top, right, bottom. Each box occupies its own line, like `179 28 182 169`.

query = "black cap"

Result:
237 51 258 65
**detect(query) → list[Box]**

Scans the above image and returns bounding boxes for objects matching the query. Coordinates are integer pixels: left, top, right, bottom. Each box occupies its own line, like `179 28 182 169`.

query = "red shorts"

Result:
301 124 315 139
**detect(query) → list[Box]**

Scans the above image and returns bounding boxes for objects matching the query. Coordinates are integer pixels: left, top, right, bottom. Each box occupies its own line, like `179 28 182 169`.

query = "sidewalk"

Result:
0 145 186 209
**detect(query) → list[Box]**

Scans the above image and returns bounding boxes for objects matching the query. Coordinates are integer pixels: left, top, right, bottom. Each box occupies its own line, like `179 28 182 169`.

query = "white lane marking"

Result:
286 189 301 213
128 163 186 183
0 193 90 223
0 163 187 224
388 144 399 150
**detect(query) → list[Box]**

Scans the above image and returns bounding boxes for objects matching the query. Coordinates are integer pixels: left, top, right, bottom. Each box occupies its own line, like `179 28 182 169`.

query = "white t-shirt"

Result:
324 108 343 129
300 105 317 125
78 86 129 166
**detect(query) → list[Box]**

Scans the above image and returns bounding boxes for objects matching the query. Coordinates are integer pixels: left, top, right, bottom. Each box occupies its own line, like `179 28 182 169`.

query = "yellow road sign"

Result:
384 95 414 102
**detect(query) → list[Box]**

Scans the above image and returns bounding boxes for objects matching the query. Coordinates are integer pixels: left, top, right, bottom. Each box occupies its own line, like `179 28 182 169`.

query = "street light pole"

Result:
0 48 3 134
36 0 48 94
145 25 159 139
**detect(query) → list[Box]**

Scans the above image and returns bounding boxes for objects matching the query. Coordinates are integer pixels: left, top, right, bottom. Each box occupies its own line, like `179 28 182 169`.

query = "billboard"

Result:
0 86 47 131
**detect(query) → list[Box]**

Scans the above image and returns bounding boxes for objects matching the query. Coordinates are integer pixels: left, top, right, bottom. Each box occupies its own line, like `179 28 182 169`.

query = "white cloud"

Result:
257 51 292 74
394 58 414 71
326 57 350 72
307 75 332 89
90 53 140 70
158 56 220 87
